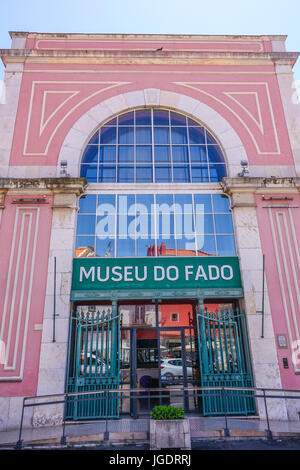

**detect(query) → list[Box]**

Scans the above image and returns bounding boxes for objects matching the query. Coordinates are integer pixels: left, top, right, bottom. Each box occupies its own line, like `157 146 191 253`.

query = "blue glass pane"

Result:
96 238 115 257
206 131 218 145
174 194 193 208
188 118 202 127
78 195 97 214
99 145 116 163
171 127 187 144
131 212 152 238
154 146 170 163
216 235 236 256
118 166 134 182
214 214 234 234
207 145 224 163
136 127 152 144
100 126 116 144
172 146 188 163
177 236 196 255
156 236 176 256
173 166 190 182
137 238 156 256
155 166 172 182
189 127 205 144
81 146 98 164
190 146 207 163
117 213 135 237
136 166 153 182
96 214 116 238
77 215 96 235
170 112 186 126
117 238 135 257
98 166 116 183
118 112 134 126
154 127 170 144
118 145 134 163
153 110 169 125
194 194 212 213
117 194 135 212
197 235 216 255
195 213 214 234
118 127 134 144
156 194 174 209
191 165 209 183
80 164 98 182
209 164 226 182
75 236 95 255
136 110 152 126
212 194 230 212
105 118 117 126
87 132 99 145
97 194 116 213
156 212 175 236
136 194 154 211
136 145 152 162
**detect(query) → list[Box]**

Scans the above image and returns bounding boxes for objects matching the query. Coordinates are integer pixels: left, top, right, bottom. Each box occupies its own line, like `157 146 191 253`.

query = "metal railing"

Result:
15 385 300 449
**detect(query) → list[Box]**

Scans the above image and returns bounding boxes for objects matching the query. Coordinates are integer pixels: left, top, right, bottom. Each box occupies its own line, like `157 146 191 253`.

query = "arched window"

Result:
80 109 226 183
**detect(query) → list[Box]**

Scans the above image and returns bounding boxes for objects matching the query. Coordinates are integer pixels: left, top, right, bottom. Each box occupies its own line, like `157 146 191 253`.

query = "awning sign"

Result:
71 256 242 291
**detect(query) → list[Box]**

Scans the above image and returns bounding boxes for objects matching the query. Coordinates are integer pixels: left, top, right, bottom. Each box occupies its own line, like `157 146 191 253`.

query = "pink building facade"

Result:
0 32 300 430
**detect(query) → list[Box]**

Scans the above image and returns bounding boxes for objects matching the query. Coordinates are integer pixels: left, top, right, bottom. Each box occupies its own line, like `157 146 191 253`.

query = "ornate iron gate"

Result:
197 308 255 416
66 308 120 420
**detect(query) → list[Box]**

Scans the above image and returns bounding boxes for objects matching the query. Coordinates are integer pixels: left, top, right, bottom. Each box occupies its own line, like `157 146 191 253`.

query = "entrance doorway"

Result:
66 299 255 419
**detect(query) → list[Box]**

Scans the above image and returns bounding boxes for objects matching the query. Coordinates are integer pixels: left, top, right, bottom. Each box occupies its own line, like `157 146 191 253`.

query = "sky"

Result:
0 0 300 94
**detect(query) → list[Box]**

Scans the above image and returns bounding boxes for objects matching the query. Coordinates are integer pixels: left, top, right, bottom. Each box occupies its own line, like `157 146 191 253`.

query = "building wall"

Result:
0 33 300 429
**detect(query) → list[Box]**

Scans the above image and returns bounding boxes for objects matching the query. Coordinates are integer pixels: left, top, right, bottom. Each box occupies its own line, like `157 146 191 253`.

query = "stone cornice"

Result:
0 177 87 195
221 177 300 195
8 32 288 41
1 49 298 62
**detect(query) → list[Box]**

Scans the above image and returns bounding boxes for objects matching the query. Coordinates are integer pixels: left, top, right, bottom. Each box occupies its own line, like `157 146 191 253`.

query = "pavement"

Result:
1 415 300 450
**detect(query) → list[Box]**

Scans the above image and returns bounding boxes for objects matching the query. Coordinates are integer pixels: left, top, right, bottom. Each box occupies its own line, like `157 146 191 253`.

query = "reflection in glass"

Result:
96 238 115 257
100 126 116 144
75 193 235 258
77 215 95 235
82 146 98 164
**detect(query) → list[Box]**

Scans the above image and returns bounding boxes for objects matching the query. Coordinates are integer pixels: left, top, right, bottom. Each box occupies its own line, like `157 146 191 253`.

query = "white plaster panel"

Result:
239 249 264 271
124 90 146 109
39 343 69 370
51 209 77 229
105 94 127 114
144 88 160 106
11 37 27 49
7 165 57 178
44 294 71 319
72 111 100 136
50 228 76 250
275 65 300 167
37 368 66 396
159 90 180 109
41 318 70 343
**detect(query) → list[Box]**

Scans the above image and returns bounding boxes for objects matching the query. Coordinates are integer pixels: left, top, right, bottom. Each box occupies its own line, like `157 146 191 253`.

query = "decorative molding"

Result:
268 207 300 373
0 207 40 381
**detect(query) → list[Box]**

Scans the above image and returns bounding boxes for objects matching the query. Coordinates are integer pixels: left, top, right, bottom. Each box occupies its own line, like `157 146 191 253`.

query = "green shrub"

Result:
150 405 184 420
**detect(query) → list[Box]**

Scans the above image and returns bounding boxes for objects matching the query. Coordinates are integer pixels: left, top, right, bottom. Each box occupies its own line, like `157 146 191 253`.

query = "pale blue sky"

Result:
0 0 299 87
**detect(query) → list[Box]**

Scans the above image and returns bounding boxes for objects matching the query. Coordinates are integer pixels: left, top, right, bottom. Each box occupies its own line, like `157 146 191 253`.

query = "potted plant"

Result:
150 405 191 450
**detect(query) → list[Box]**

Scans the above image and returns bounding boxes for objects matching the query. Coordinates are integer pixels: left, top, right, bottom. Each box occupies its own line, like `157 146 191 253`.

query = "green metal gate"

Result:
66 308 120 420
197 308 256 416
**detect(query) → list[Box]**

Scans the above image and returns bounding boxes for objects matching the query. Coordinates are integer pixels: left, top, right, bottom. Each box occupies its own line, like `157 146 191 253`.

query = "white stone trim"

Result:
57 88 248 178
0 63 24 177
